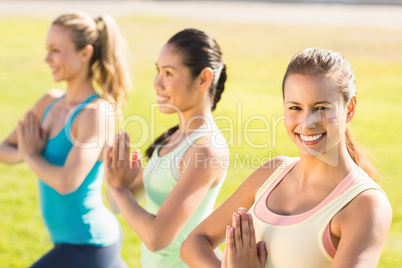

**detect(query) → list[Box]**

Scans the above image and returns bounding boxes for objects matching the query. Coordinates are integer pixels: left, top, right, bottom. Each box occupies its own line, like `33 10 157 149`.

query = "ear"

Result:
196 67 214 92
346 96 357 123
80 44 94 63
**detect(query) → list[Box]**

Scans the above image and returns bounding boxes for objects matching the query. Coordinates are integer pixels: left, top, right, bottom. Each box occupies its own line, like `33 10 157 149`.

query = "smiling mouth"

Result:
297 133 326 144
157 96 169 104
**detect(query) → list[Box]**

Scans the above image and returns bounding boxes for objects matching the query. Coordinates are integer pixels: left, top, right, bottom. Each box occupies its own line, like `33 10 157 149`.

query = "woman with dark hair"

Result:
180 48 392 268
105 28 229 267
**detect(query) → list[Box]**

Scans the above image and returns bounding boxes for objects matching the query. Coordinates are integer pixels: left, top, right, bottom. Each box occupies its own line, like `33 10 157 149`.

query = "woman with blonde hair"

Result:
0 12 130 267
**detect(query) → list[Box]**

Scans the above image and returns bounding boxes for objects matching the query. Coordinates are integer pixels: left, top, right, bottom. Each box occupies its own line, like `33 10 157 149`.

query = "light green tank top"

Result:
141 125 228 268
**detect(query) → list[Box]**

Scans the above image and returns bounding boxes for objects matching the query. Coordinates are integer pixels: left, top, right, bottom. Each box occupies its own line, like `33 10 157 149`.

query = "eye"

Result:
316 106 330 111
166 71 173 77
289 106 301 111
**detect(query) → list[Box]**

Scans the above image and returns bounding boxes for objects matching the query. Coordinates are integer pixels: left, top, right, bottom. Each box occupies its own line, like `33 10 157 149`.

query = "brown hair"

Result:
145 28 227 158
282 47 378 180
52 13 131 107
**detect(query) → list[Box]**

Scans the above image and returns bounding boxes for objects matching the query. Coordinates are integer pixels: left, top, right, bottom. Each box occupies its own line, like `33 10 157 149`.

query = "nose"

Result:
153 73 163 91
44 52 51 64
302 109 319 130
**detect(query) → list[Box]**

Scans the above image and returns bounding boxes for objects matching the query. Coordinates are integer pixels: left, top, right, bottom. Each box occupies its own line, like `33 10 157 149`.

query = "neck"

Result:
64 73 96 104
177 104 213 134
297 141 356 186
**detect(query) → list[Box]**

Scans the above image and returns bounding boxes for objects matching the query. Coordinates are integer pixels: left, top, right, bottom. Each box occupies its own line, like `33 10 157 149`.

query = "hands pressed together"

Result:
222 207 267 268
104 130 142 190
17 110 47 159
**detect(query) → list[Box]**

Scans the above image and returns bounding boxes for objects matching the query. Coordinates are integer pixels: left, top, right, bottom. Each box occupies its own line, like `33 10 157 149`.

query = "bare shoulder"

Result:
337 188 392 235
191 134 229 158
244 156 287 191
345 188 391 220
75 97 114 124
181 135 229 178
32 89 64 118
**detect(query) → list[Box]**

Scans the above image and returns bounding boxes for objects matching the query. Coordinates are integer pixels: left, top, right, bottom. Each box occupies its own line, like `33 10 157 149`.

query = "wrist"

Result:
22 151 40 162
109 184 131 195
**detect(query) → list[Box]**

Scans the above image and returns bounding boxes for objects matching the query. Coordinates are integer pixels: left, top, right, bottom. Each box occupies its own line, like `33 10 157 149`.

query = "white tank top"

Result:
249 156 384 268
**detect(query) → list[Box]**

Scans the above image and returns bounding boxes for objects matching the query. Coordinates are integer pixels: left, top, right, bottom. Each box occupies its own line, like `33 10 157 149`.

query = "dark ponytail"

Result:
145 125 179 159
212 64 227 111
146 28 226 158
345 128 378 180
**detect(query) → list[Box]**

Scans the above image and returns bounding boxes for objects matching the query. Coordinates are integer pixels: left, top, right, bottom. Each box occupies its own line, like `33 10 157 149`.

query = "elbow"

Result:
0 142 22 164
56 186 74 195
143 238 167 253
142 231 173 252
180 236 192 265
54 174 81 195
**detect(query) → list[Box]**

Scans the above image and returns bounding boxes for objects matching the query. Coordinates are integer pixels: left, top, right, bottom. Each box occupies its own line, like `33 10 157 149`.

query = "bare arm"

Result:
0 130 20 164
107 163 145 213
0 90 62 164
331 189 392 268
19 99 109 194
106 130 228 252
180 158 282 268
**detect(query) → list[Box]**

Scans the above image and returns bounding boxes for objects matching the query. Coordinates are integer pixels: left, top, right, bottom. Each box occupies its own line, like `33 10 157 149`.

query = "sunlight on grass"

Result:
0 14 401 267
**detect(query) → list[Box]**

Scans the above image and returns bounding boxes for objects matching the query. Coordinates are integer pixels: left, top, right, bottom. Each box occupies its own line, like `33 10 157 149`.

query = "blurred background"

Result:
1 1 401 267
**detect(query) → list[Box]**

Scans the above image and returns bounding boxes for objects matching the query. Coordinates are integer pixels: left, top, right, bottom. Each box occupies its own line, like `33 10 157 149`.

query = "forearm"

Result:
181 233 221 268
130 178 145 203
0 142 22 164
106 186 120 213
111 187 172 252
24 153 71 194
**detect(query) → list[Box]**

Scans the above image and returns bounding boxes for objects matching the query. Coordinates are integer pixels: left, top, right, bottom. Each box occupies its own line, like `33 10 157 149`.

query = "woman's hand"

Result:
222 207 267 268
104 130 141 190
17 110 47 159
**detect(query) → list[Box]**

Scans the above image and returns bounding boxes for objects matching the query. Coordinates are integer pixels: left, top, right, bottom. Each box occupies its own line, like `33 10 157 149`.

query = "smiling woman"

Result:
0 12 131 268
180 48 392 268
104 28 229 268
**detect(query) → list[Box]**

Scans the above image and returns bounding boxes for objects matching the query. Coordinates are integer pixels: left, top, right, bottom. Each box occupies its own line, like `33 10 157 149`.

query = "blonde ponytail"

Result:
93 15 131 108
52 13 131 108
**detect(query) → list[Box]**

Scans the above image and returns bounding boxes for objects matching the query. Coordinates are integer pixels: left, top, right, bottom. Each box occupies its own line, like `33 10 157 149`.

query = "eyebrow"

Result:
155 63 176 70
285 101 332 105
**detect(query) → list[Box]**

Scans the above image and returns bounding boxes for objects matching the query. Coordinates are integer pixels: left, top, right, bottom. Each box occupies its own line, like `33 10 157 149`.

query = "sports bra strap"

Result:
41 95 65 122
64 94 100 132
40 93 100 137
174 125 218 155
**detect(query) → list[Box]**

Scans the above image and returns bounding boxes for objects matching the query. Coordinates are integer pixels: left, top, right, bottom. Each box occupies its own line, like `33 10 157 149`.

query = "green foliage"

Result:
0 15 401 267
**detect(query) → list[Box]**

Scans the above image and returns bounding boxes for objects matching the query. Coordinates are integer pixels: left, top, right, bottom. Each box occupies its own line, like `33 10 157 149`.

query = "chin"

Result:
158 106 176 114
52 75 63 82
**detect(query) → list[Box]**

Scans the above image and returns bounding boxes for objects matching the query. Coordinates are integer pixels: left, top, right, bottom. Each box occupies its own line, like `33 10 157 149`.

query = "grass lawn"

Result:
0 14 401 267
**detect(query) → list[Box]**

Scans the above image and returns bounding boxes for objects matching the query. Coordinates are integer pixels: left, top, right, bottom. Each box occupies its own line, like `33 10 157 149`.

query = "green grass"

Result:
1 15 402 267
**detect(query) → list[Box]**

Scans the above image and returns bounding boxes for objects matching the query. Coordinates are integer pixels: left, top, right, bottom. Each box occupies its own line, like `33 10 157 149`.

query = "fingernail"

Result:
248 213 252 220
239 207 246 214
